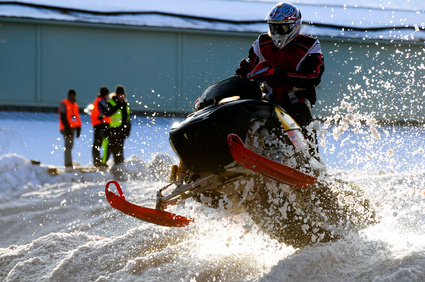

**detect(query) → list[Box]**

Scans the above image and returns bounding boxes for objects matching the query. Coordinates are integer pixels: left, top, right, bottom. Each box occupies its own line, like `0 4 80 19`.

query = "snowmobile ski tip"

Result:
105 180 194 227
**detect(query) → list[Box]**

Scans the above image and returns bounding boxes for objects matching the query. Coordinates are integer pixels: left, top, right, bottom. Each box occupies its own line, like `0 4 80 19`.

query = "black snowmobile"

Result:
106 70 377 249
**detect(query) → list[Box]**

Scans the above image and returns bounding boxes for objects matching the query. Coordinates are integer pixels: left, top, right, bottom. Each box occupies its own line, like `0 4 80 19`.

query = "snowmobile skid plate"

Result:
227 134 317 189
105 180 194 227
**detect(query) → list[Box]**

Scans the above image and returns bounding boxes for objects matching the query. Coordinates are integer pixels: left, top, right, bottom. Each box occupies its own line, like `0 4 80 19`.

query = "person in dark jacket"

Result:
90 86 117 168
102 85 131 166
236 2 324 151
59 89 82 171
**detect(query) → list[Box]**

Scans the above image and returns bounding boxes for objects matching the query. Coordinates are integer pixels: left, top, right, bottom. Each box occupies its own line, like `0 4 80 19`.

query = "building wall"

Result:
1 18 424 122
0 19 256 113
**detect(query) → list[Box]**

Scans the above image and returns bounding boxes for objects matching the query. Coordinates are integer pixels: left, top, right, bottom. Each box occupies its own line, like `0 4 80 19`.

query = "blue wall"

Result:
1 18 424 122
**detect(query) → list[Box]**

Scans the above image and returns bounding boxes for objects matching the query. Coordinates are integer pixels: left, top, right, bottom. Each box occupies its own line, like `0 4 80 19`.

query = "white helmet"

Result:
265 3 302 49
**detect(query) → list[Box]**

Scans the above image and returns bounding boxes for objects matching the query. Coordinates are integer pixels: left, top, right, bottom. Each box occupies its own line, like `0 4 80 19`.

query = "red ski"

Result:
105 180 194 227
227 134 317 189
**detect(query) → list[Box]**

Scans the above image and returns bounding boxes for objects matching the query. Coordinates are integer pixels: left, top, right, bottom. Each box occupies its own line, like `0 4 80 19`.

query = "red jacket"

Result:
59 99 82 131
237 33 324 107
91 96 111 126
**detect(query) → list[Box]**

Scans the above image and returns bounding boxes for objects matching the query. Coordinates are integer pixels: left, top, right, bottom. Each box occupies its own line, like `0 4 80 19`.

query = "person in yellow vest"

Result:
102 85 131 166
59 89 82 171
91 86 117 168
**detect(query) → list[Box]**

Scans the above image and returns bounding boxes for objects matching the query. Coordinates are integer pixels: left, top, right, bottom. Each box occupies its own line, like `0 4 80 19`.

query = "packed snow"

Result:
1 108 425 281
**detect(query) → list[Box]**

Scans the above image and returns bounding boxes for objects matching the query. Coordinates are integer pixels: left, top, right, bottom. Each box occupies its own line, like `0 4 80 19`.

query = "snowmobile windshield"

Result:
194 75 262 111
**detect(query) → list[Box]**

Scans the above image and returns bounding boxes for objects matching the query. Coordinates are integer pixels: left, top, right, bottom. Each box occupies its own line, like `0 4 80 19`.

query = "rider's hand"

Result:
235 58 250 78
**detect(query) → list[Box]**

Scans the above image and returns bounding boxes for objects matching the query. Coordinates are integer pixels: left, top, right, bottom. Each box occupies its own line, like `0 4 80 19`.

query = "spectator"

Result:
59 89 81 171
102 85 131 166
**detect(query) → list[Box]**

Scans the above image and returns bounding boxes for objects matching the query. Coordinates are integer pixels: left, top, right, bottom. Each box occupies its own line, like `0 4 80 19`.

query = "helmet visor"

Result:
269 23 293 35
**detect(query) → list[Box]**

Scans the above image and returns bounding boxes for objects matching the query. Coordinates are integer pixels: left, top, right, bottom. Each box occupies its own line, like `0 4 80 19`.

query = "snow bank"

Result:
0 154 56 201
0 153 174 202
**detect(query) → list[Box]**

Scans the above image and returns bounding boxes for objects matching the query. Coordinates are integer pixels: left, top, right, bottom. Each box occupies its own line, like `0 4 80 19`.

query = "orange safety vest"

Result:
91 96 111 126
59 99 82 130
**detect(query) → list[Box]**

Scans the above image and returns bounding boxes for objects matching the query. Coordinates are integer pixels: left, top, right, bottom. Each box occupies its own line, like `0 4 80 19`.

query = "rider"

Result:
236 2 324 151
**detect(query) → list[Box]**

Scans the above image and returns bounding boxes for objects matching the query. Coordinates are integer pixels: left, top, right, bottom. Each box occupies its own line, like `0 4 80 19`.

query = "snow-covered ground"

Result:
1 108 425 281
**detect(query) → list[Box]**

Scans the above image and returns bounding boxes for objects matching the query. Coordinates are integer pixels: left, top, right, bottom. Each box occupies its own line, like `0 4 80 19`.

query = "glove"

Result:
235 58 250 78
239 58 250 69
97 113 104 121
247 61 274 81
76 127 81 138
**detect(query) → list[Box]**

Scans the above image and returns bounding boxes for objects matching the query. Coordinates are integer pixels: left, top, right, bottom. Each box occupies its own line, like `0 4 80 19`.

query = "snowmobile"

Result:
106 62 377 248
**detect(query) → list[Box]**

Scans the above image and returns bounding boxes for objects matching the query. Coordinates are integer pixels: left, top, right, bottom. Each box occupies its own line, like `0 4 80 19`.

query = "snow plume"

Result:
317 100 425 173
316 100 405 172
321 100 380 142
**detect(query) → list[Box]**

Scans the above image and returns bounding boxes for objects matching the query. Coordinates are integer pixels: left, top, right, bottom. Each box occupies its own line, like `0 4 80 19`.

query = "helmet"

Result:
265 3 302 49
